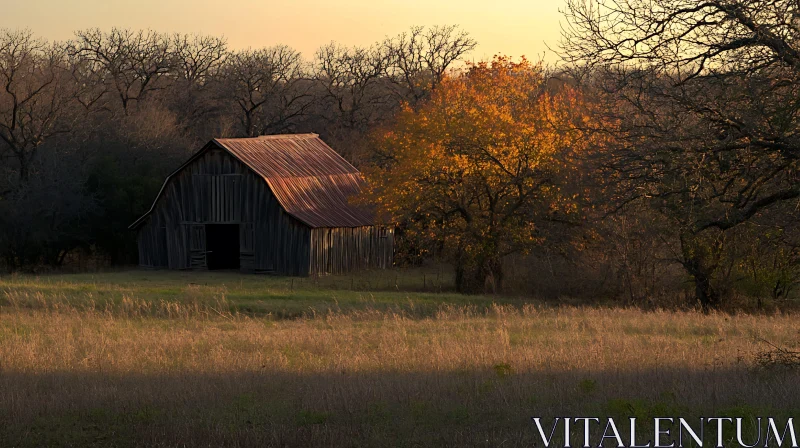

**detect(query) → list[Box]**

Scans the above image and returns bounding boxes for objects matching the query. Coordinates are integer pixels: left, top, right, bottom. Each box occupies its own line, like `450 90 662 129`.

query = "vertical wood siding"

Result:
136 214 168 268
309 226 394 275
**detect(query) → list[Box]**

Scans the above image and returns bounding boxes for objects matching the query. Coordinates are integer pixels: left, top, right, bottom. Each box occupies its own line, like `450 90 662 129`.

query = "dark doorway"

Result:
205 224 240 270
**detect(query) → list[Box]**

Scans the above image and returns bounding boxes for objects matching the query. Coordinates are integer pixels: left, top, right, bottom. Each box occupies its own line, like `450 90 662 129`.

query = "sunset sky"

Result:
1 0 565 61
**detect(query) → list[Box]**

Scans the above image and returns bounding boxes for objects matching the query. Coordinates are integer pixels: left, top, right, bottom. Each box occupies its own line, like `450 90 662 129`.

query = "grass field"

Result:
0 269 798 447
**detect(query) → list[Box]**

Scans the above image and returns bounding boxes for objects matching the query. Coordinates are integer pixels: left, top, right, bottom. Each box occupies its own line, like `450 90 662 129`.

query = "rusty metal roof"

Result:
130 134 376 229
215 134 360 178
214 134 374 228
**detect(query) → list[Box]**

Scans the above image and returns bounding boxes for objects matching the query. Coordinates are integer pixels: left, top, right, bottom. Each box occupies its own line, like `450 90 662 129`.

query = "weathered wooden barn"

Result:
130 134 394 275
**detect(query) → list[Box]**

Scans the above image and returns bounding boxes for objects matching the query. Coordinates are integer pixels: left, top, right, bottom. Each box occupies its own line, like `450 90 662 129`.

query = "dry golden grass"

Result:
0 272 798 447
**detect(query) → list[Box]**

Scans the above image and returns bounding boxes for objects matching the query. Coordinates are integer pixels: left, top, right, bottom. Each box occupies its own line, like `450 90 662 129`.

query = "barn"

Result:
129 134 394 276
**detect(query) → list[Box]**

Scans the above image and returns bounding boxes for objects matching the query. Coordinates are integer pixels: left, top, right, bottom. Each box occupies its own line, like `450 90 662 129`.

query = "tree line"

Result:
2 0 799 310
0 25 475 269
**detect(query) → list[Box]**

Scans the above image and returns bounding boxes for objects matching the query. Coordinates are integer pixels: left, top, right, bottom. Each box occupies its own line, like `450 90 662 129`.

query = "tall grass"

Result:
0 272 798 447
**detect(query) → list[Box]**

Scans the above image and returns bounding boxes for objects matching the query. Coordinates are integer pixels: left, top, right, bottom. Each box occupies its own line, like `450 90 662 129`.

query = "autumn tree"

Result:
365 57 587 293
561 0 800 308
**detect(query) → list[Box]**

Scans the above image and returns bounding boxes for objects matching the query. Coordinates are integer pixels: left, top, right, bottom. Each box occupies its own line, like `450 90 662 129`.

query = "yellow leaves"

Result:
363 54 592 259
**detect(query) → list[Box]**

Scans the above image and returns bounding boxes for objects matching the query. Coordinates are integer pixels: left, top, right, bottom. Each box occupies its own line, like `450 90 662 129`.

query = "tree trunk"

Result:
455 262 466 293
455 264 484 294
244 110 256 137
482 256 503 294
680 231 725 310
454 254 504 295
686 256 720 310
454 256 483 294
17 151 30 183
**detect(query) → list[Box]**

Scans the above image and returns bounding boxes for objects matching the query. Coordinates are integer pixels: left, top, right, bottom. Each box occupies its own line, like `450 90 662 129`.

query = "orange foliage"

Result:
364 56 590 291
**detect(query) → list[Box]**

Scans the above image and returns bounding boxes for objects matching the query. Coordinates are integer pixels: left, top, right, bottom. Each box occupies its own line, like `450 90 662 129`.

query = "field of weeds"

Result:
0 270 798 447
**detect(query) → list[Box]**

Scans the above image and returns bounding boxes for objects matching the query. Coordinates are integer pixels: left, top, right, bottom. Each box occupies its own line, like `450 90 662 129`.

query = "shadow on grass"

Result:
1 366 798 447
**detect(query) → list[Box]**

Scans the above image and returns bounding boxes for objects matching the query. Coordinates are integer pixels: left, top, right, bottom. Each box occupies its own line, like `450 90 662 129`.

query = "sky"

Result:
0 0 565 61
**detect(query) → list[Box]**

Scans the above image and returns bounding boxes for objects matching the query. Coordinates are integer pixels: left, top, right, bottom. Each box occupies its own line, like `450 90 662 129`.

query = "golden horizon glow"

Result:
1 0 565 61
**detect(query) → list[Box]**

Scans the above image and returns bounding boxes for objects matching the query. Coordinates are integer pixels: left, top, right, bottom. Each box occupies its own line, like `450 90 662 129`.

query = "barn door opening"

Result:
205 224 240 270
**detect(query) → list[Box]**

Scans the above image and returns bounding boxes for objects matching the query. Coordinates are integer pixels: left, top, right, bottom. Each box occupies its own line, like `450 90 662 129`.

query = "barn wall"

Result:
136 212 168 268
136 147 311 275
310 226 394 275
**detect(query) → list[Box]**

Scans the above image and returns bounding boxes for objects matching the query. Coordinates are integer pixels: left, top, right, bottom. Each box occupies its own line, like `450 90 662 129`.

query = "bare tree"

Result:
0 30 79 183
72 28 176 114
382 25 477 106
173 34 227 86
223 46 313 137
561 0 800 308
170 34 228 138
314 42 391 133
